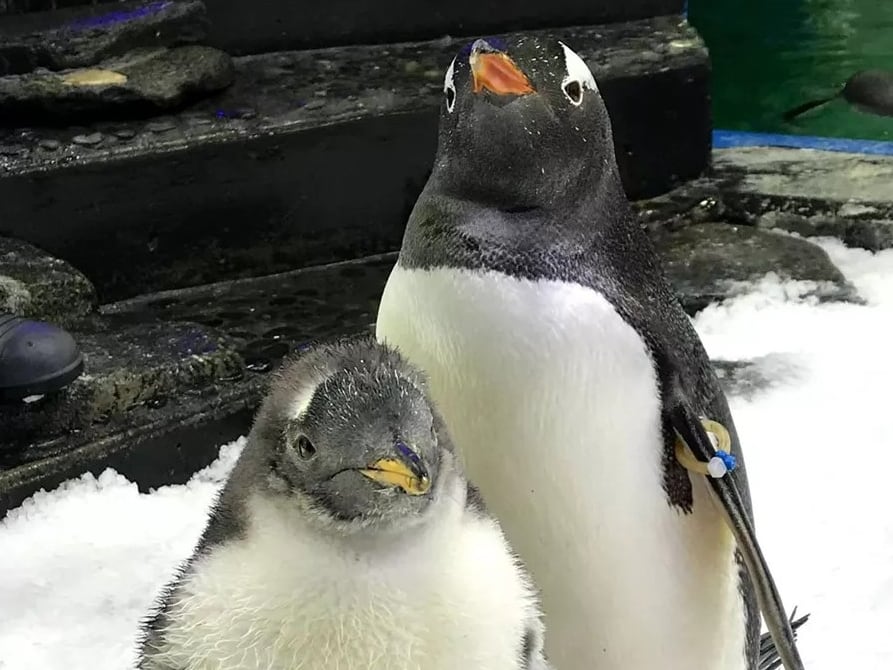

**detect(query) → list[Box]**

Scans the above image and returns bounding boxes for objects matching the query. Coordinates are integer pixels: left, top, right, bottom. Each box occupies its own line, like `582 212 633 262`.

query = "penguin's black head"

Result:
257 340 455 534
434 36 616 210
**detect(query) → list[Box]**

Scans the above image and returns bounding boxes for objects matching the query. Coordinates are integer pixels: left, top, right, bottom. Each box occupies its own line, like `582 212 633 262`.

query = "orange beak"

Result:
470 50 535 96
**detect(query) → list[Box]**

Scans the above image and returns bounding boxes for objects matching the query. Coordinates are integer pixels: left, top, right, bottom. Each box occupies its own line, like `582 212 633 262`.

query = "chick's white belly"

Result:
144 494 536 670
375 265 748 670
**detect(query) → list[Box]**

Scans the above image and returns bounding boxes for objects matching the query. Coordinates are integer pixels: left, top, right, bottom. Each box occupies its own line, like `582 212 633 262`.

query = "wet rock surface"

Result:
697 147 893 251
652 222 859 314
102 254 392 369
0 45 235 124
0 380 255 516
0 320 244 456
0 236 97 327
756 209 893 252
0 0 209 76
711 147 893 206
0 17 709 302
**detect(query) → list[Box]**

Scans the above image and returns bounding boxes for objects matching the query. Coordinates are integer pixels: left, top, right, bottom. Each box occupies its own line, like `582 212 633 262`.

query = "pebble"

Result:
0 145 27 157
146 120 176 134
72 132 104 146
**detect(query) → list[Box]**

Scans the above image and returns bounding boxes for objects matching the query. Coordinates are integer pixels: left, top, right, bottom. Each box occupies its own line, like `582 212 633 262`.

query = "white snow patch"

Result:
0 438 245 670
694 237 893 669
1 237 893 668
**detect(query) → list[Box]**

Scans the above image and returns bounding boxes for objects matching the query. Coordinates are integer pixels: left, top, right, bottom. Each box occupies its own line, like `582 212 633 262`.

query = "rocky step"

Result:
652 222 860 314
0 221 855 517
0 0 209 76
0 237 97 327
703 147 893 252
0 45 236 125
0 16 710 303
0 319 245 457
200 0 684 55
1 0 684 56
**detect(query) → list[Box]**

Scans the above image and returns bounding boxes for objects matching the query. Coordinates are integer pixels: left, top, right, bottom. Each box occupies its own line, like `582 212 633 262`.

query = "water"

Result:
690 0 893 141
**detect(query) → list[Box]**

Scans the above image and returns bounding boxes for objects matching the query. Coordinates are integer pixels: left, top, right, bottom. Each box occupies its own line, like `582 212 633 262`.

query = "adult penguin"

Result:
376 36 806 670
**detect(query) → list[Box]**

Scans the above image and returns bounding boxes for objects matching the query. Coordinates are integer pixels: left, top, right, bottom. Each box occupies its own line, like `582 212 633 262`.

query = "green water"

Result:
689 0 893 141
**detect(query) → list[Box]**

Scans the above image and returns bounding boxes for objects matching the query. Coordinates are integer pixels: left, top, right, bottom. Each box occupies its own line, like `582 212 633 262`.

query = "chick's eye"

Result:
297 435 316 460
563 80 583 106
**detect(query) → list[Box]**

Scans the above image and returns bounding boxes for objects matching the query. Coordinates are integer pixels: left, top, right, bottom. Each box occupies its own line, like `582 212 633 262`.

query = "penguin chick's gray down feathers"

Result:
138 336 552 670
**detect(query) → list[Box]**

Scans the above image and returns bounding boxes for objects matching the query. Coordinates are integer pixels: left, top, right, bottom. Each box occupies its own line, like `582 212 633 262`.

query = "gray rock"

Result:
652 222 860 314
0 236 97 328
0 45 234 123
712 147 893 206
0 0 209 76
757 209 893 252
700 147 893 253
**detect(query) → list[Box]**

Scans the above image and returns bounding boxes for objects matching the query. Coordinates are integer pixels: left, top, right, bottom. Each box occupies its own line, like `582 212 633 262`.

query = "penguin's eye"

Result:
444 56 457 113
562 80 584 106
558 41 598 106
297 435 317 460
445 85 456 113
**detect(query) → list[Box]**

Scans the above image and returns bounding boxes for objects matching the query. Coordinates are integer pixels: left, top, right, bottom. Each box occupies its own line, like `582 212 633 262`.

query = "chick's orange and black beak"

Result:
469 40 535 97
359 440 431 496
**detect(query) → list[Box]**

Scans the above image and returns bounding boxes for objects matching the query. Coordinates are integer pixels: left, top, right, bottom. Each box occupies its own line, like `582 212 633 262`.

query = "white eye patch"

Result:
558 41 598 105
444 56 457 112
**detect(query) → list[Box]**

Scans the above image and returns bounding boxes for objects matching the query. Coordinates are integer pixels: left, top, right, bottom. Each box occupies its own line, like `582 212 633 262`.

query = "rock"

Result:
712 147 893 207
0 236 97 328
0 321 244 450
652 222 859 314
757 209 893 252
0 0 209 76
0 45 235 124
712 354 805 400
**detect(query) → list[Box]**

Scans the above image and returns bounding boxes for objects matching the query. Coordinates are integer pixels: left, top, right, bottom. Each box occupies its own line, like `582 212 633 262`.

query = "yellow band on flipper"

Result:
675 418 733 478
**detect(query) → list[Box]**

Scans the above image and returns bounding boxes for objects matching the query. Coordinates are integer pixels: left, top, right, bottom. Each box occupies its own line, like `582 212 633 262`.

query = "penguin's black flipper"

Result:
782 94 838 121
759 610 810 670
668 399 807 670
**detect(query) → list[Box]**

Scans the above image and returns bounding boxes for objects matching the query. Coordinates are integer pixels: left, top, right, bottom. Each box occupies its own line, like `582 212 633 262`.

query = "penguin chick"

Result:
137 337 551 670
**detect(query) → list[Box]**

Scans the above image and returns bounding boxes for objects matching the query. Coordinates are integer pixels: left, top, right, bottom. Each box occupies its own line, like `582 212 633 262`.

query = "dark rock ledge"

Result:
0 0 209 76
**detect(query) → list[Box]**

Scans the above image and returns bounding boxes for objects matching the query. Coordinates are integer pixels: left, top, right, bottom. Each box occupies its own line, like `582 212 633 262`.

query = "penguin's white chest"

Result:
376 265 747 670
147 493 538 670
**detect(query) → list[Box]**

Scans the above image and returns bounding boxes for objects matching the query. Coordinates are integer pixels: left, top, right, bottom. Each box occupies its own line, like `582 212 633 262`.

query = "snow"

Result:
1 236 891 669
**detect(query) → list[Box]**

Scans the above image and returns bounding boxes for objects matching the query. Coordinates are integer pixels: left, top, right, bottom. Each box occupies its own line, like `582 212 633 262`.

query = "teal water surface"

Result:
689 0 893 141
